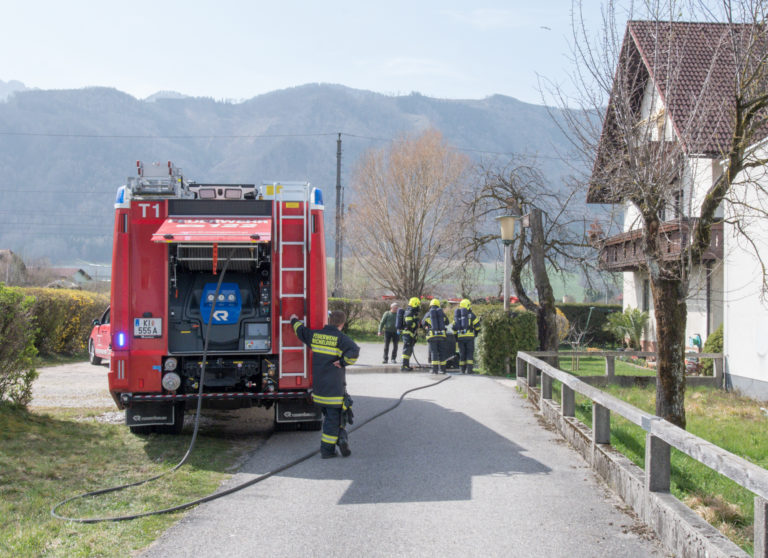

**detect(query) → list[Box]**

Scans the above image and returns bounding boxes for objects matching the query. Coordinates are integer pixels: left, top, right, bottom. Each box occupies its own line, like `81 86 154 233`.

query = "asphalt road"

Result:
141 372 668 558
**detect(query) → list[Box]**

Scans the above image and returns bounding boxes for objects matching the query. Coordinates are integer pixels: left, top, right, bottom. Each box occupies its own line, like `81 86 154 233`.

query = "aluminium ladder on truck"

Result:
275 183 311 382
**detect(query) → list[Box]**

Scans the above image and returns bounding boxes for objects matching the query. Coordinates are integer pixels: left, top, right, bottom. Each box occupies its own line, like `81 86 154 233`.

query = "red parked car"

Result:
88 306 111 365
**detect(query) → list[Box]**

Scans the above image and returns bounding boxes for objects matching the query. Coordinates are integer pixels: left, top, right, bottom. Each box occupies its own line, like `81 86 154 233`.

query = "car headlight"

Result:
161 372 181 391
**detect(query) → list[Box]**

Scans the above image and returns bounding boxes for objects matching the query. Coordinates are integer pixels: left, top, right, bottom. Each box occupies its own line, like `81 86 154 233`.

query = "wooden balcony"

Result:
597 220 723 272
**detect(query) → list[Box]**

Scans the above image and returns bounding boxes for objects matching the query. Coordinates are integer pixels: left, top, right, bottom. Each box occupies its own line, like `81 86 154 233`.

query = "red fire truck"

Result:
108 161 327 434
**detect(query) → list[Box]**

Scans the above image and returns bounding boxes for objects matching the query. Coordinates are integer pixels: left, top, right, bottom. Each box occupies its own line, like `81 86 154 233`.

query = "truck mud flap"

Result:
275 399 322 423
126 402 176 427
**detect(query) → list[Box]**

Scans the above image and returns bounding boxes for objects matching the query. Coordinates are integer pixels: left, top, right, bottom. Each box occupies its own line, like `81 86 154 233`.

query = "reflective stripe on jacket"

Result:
291 319 360 405
403 307 419 334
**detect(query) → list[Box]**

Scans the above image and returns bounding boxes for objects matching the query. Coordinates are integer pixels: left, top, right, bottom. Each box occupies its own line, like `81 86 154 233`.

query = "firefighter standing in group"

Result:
290 310 360 459
399 297 421 371
422 298 450 374
454 298 481 374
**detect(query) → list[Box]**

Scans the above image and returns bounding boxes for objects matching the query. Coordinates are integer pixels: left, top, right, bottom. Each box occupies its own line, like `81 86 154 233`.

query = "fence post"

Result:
527 362 538 387
756 496 768 558
714 356 724 389
605 355 615 378
592 403 610 444
645 432 671 493
562 384 575 417
542 372 552 401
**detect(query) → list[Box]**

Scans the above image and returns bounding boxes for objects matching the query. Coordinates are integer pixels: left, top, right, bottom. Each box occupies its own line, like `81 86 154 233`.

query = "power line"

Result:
0 129 582 162
340 132 579 161
0 131 338 139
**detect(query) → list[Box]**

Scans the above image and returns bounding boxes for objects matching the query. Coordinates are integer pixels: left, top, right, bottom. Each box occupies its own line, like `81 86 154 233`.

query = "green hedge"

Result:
0 284 38 406
556 303 622 346
476 308 538 376
20 288 109 356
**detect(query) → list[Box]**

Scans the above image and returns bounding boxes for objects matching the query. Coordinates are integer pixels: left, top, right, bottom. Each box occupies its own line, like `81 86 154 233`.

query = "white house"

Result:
589 21 768 399
725 141 768 397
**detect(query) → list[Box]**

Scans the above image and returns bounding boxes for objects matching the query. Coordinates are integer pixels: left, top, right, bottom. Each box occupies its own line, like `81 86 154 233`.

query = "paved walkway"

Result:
142 372 667 557
349 340 434 373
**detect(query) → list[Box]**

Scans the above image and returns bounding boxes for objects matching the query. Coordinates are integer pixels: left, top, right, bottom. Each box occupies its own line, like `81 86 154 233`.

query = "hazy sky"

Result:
0 1 610 104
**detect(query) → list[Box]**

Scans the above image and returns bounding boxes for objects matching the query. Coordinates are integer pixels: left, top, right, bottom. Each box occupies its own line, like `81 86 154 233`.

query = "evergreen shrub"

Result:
20 288 109 356
700 324 724 376
0 284 38 406
476 308 538 376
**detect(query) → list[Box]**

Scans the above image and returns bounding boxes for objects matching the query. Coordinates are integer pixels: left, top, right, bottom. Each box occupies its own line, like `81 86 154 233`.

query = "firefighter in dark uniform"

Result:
400 297 421 371
290 310 360 459
422 298 450 374
455 298 481 374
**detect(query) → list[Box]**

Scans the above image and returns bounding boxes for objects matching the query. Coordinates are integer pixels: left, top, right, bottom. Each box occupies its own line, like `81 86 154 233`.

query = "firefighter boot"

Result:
467 363 474 375
439 365 447 374
401 357 412 371
460 365 467 374
321 442 337 459
338 428 351 457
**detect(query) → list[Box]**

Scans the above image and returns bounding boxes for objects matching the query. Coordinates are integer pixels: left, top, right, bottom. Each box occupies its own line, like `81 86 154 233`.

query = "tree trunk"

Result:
529 209 559 368
651 276 687 429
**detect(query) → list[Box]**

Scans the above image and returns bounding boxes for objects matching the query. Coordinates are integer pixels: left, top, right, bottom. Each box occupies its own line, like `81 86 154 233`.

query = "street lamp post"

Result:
496 214 518 311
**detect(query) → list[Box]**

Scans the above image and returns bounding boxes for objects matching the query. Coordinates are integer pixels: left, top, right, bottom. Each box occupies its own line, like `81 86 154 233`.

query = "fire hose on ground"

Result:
51 257 452 523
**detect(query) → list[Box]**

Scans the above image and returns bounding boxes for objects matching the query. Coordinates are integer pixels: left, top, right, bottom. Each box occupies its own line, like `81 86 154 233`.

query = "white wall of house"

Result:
724 143 768 399
639 79 675 142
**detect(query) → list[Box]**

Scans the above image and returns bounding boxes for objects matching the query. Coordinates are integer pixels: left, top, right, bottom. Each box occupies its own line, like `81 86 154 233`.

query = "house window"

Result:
673 189 683 218
642 279 650 312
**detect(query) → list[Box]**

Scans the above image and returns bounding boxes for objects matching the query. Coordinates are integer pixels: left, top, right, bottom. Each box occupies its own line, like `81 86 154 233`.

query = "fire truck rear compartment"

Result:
168 243 274 393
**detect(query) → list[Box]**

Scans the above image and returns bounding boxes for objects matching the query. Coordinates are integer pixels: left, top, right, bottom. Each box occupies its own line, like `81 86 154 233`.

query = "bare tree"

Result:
345 130 471 298
464 162 595 359
555 0 768 427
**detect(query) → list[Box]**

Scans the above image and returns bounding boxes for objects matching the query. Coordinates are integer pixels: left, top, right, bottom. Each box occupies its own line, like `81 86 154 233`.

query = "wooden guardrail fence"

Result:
517 350 766 558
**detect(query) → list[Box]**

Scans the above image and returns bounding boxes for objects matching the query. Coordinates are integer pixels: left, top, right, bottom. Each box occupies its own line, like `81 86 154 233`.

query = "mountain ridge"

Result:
0 82 583 262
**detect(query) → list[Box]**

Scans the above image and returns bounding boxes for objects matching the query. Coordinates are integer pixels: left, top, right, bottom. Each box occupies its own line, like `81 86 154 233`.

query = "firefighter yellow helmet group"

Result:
397 296 480 375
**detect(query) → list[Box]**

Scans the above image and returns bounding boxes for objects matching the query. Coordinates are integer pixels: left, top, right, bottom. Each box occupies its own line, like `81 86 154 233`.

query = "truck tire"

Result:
274 419 322 432
88 340 102 365
154 403 186 435
129 425 154 435
299 420 323 431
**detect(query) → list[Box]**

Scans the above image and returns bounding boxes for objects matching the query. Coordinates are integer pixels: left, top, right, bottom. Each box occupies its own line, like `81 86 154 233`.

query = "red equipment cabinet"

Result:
108 162 327 433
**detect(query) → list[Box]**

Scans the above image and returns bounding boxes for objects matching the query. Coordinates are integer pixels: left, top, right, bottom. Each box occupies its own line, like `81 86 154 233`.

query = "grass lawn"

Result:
549 381 767 553
558 352 657 377
0 404 256 557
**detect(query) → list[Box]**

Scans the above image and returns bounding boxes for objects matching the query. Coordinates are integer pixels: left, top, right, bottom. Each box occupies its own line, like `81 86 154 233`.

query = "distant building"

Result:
48 267 93 285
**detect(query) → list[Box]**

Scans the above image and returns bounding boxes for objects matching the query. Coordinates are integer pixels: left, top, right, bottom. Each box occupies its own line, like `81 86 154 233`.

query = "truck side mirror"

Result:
92 319 100 326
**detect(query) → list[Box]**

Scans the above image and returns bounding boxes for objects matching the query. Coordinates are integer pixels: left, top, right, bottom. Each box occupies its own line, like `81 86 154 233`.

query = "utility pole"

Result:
333 133 343 296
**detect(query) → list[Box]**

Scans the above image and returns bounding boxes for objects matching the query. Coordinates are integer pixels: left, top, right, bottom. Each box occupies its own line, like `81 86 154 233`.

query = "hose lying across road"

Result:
52 255 451 523
51 369 452 523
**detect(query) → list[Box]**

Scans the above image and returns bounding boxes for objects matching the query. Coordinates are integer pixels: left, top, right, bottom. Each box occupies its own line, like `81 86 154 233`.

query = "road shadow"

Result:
241 393 551 505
